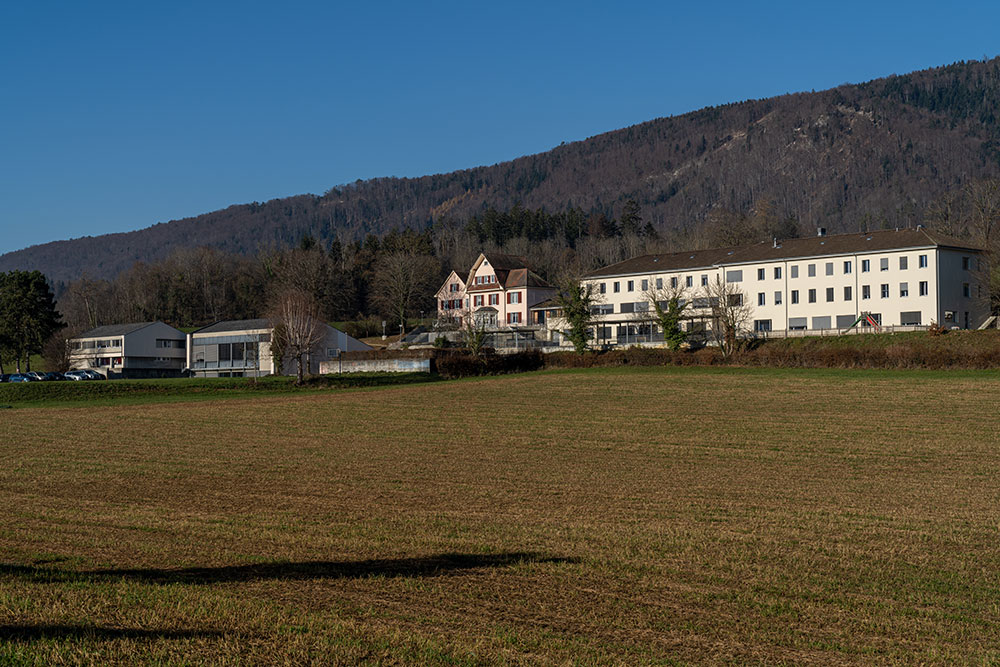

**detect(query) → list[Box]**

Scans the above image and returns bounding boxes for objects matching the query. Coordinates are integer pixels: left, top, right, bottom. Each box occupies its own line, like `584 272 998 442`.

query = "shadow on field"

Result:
0 624 225 641
1 552 575 585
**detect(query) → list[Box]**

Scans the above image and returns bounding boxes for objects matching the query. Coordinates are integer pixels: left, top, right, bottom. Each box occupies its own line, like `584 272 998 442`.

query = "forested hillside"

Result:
4 57 1000 291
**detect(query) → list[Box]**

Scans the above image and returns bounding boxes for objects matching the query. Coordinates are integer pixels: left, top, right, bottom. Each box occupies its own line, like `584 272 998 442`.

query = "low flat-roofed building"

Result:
187 318 372 378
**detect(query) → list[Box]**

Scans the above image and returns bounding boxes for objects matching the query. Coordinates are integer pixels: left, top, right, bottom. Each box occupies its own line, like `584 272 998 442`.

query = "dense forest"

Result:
50 172 1000 341
4 57 1000 288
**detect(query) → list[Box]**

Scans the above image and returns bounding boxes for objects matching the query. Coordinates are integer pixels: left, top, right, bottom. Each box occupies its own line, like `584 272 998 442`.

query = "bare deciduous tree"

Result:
703 276 752 358
269 288 324 385
371 250 440 331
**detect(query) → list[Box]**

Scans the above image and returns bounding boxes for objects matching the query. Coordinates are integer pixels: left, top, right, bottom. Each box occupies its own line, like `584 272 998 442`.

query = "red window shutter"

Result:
506 292 511 304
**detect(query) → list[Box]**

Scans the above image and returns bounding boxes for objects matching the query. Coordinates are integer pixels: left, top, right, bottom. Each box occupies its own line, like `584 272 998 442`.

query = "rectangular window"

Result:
919 254 928 268
774 291 782 305
512 292 521 303
899 282 909 297
844 261 852 274
900 311 921 326
789 317 807 330
757 268 765 280
880 258 889 271
774 266 782 279
686 276 693 288
811 316 832 330
599 283 606 294
219 344 231 362
862 259 870 273
791 265 799 279
844 286 852 301
808 264 816 277
881 284 889 298
963 282 971 297
919 281 928 296
620 302 635 314
701 274 708 286
825 262 834 276
474 295 483 307
791 290 799 304
754 319 772 332
656 278 662 289
641 279 648 291
489 294 499 305
627 280 634 292
962 257 970 270
758 292 766 306
725 270 743 283
613 282 620 293
862 285 871 300
808 288 816 303
507 312 521 324
826 287 834 302
899 256 908 270
670 277 678 289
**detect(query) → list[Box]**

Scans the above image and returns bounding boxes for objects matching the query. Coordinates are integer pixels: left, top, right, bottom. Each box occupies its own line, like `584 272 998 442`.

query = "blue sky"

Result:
2 1 998 255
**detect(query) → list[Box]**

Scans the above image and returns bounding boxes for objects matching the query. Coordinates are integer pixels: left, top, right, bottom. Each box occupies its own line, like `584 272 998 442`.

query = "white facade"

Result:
551 229 986 345
188 319 372 378
68 321 187 378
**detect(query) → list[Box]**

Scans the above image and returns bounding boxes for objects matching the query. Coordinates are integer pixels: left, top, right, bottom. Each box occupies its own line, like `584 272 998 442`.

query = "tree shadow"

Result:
0 552 576 585
0 624 226 641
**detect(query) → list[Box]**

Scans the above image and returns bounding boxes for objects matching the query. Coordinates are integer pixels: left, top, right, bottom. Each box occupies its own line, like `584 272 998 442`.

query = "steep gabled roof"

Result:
504 268 554 289
75 322 167 339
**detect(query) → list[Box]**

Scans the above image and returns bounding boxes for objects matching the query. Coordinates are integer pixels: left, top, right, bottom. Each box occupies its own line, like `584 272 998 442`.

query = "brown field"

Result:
2 366 1000 664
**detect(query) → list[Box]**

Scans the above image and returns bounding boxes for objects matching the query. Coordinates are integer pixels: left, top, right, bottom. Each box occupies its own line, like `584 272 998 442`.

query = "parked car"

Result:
83 370 106 380
8 374 35 382
43 372 67 381
0 374 9 383
24 371 46 381
64 370 87 381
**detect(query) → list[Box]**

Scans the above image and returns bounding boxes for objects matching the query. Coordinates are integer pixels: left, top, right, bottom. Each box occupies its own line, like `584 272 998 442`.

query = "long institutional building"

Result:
560 227 986 342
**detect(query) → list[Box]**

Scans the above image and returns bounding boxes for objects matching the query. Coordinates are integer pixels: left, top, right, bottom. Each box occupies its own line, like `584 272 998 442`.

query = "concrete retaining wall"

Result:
319 358 431 374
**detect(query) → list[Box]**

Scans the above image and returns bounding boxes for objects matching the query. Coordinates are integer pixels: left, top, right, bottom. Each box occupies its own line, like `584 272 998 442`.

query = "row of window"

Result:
469 291 523 308
601 253 956 292
755 281 933 306
473 274 497 285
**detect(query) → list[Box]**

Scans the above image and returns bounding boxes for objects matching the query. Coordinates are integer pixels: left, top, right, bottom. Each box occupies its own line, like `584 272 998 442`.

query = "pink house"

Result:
463 253 556 328
435 270 468 325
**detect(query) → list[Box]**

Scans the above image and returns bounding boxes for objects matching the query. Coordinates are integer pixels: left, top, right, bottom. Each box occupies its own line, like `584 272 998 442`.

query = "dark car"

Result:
0 374 9 383
8 373 35 382
43 372 67 381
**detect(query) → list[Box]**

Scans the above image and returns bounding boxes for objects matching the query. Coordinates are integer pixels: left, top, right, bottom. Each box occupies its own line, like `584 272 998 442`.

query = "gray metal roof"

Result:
585 228 982 278
75 322 167 339
193 319 272 334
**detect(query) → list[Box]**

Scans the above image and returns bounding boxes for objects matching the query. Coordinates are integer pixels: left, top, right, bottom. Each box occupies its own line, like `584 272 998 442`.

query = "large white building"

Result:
534 228 987 346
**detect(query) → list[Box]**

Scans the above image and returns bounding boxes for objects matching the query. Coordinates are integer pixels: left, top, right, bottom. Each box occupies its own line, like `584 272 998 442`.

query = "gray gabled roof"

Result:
193 319 272 334
75 321 165 339
585 228 983 279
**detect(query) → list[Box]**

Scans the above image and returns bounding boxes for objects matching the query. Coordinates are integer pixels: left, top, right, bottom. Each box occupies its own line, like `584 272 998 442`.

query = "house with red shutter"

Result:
435 270 468 325
460 253 556 328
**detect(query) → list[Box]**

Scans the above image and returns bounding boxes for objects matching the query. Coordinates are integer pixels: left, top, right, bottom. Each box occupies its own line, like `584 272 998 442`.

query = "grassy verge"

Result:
0 372 438 408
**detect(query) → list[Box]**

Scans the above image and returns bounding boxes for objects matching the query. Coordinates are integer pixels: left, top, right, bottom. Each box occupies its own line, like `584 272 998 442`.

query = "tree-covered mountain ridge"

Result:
5 56 1000 284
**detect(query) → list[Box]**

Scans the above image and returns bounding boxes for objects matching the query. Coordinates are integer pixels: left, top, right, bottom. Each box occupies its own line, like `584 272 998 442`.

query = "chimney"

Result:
817 227 826 237
772 237 779 248
916 224 924 230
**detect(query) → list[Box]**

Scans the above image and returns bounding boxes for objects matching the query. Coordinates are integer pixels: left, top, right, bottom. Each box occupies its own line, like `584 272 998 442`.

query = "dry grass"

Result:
2 366 1000 664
